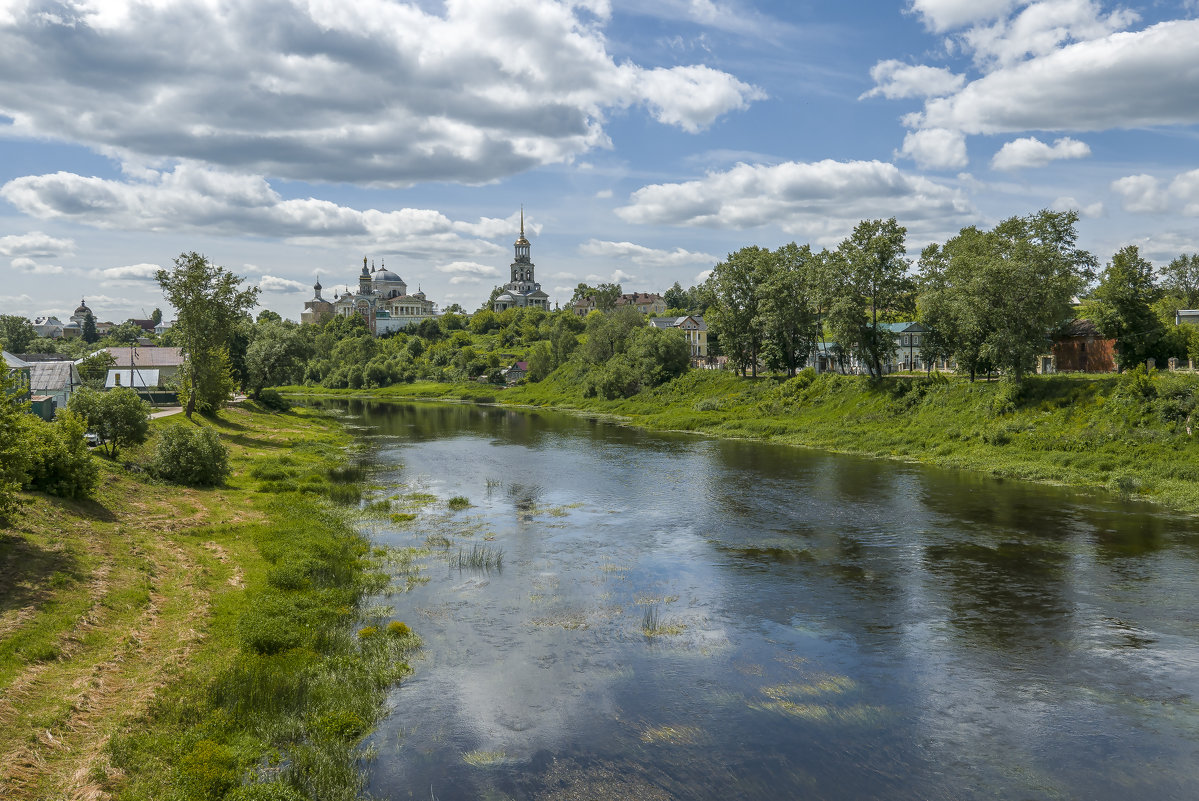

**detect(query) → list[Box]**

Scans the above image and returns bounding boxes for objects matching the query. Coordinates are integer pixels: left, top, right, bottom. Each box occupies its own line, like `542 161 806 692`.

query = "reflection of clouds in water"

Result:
439 630 621 761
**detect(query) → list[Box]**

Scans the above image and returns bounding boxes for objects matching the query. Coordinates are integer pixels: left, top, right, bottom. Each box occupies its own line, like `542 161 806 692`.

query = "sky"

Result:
1 0 1198 322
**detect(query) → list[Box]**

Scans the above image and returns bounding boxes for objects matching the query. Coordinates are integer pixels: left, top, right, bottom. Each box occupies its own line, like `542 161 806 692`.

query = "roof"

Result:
102 346 185 367
507 361 529 372
879 321 926 335
1059 318 1102 338
30 361 78 391
649 315 707 331
616 292 663 305
105 369 160 388
4 351 33 369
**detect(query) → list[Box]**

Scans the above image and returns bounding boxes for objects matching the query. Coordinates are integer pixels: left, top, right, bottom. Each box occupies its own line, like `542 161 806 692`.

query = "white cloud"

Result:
914 19 1199 134
1050 197 1104 218
436 261 500 278
0 163 513 261
908 0 1019 32
578 239 717 267
257 275 308 293
1111 174 1168 214
595 189 614 199
0 231 75 258
898 129 968 170
694 268 713 284
991 136 1090 170
11 256 64 274
1170 169 1199 217
861 61 965 100
0 0 761 186
94 263 161 281
616 159 975 243
960 0 1139 69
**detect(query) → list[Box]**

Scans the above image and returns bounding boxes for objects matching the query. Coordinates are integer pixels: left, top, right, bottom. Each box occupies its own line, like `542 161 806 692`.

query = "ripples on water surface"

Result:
322 400 1199 800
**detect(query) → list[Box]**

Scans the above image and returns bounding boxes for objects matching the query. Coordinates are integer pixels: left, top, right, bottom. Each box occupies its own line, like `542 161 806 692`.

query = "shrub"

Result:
357 626 379 639
227 781 308 801
152 424 230 486
386 621 412 637
179 739 240 799
257 388 290 411
19 410 98 499
447 495 471 510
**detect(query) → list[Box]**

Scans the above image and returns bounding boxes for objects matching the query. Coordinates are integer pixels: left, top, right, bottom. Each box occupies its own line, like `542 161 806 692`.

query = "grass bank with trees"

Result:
0 402 419 801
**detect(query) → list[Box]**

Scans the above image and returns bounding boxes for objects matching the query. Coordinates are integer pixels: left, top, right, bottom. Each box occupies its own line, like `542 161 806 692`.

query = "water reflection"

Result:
317 400 1199 801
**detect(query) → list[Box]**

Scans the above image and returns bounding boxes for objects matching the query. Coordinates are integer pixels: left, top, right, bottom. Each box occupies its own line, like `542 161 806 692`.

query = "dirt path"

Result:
0 533 212 800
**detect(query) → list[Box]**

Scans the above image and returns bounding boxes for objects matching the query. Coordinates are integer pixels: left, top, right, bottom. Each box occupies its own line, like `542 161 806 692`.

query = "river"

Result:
326 399 1199 800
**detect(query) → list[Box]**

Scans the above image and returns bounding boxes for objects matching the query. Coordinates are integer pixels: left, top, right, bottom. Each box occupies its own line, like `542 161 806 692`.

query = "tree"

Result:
983 210 1095 381
81 311 99 344
760 243 819 377
663 282 689 312
917 228 996 381
245 320 311 397
709 246 772 376
77 350 116 388
157 252 260 417
256 309 282 324
827 218 913 378
1086 245 1163 369
106 321 145 345
1162 253 1199 310
916 210 1095 382
150 307 163 325
0 370 30 519
0 315 36 353
67 386 151 459
572 282 623 311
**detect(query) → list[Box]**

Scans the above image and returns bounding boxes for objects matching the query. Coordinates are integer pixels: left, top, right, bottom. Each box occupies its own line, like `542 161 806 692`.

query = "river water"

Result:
328 399 1199 800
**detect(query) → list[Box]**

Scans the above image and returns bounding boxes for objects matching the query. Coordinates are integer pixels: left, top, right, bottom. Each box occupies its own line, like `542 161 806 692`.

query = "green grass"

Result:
1 403 421 801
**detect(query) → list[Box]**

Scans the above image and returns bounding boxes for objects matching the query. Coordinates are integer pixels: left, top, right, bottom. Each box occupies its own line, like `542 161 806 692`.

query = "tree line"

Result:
701 210 1199 382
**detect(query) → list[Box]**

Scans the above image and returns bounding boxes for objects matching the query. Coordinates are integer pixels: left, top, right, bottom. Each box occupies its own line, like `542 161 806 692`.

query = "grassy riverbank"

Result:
283 366 1199 514
0 403 419 800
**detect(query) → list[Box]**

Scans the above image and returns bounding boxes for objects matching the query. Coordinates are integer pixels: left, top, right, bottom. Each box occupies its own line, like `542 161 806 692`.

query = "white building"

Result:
317 260 438 334
493 211 549 312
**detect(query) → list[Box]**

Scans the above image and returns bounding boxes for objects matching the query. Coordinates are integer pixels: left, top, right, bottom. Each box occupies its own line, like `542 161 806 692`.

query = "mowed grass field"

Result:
0 402 408 801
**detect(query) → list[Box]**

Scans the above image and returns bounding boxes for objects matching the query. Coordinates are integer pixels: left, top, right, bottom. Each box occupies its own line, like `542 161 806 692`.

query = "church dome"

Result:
375 269 404 283
74 299 91 315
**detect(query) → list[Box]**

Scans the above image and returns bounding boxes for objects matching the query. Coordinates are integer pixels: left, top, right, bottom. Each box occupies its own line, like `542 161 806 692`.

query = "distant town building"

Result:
3 350 32 401
615 293 666 314
310 260 438 334
649 315 708 359
100 346 186 385
493 211 549 312
31 316 66 339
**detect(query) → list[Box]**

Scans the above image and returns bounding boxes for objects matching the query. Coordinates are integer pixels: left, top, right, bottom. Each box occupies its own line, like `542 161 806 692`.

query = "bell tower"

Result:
511 207 533 285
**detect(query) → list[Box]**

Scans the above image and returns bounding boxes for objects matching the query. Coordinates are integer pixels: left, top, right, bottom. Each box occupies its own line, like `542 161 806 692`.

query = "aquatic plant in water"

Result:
454 544 504 571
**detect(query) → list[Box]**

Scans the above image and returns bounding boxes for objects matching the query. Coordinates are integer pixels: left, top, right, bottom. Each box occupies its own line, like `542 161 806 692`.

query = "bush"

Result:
257 388 290 411
67 385 151 458
152 424 230 486
20 411 98 499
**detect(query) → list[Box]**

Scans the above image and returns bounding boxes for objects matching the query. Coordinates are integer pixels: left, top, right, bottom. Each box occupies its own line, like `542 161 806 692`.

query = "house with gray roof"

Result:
30 360 82 408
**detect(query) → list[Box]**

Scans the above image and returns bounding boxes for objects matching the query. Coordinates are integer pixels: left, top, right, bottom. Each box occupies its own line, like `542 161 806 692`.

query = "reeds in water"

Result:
454 544 503 571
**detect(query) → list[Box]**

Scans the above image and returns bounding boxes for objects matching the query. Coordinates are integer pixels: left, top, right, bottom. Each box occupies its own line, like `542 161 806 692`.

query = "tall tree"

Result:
760 243 818 377
984 210 1095 381
157 252 259 417
917 228 995 381
827 218 913 378
1086 245 1162 369
0 315 36 353
150 307 163 325
708 246 772 376
81 311 98 344
1161 253 1199 310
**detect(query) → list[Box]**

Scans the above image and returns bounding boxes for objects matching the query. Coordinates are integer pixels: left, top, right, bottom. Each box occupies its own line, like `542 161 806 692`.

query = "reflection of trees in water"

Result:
506 482 545 512
923 539 1070 650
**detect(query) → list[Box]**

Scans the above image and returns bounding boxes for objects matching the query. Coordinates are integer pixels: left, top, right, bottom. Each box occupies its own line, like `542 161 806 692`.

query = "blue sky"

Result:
2 0 1198 321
